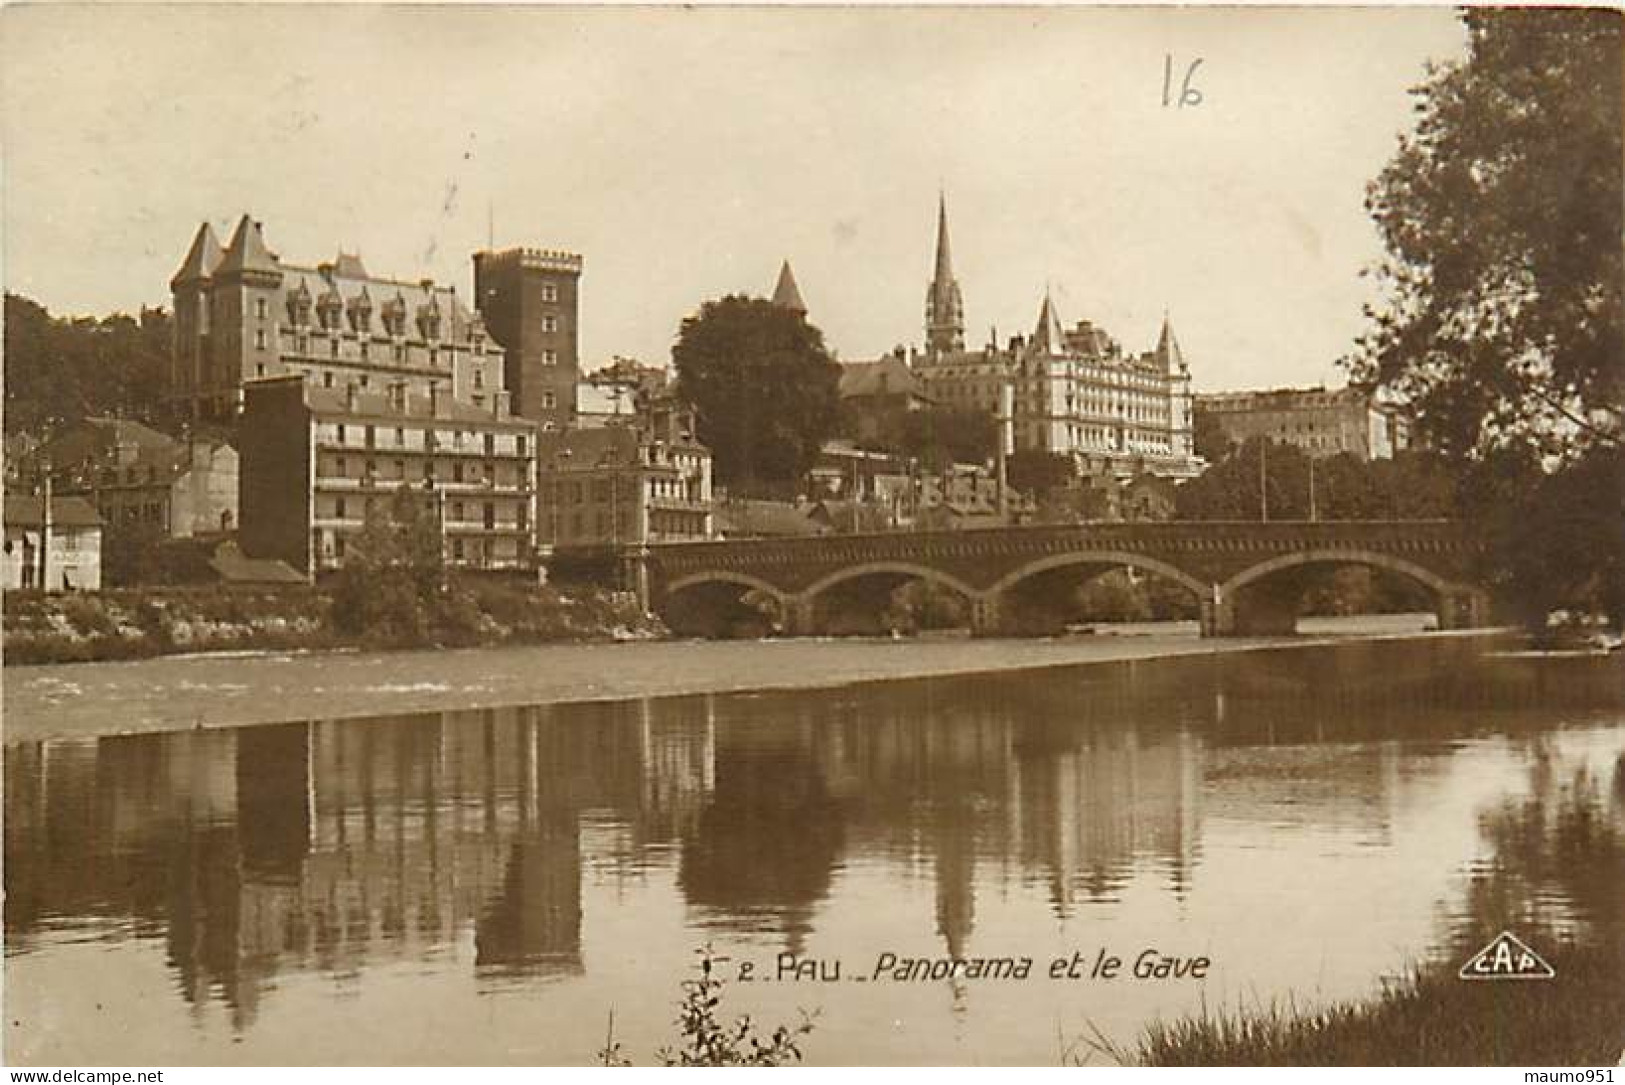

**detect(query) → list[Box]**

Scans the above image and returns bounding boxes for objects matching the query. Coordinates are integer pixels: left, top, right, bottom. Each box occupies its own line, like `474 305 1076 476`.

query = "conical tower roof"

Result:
170 222 223 288
1154 312 1186 371
216 214 281 278
771 260 807 314
1031 290 1066 355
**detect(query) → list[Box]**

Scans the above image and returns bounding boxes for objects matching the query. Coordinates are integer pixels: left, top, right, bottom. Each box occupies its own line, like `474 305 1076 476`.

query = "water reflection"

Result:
5 640 1621 1055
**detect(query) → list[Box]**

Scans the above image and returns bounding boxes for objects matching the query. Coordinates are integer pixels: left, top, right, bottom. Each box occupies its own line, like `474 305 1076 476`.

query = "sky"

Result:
1 5 1468 393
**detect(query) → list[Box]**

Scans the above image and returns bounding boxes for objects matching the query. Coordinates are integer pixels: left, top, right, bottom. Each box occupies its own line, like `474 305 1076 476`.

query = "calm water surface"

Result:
6 637 1622 1065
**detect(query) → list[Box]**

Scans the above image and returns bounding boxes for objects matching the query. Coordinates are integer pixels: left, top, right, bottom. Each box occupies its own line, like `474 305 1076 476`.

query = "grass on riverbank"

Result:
1101 941 1623 1066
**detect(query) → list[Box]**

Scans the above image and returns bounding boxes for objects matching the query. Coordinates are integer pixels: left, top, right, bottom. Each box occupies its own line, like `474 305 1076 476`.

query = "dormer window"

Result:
416 300 442 341
286 282 313 326
317 290 342 331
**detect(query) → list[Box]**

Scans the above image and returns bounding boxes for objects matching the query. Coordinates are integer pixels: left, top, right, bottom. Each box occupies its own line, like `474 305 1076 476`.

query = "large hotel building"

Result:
174 216 582 574
904 198 1200 480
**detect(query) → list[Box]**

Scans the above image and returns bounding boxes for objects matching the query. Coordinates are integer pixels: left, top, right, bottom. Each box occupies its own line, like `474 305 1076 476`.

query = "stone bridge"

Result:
641 520 1488 637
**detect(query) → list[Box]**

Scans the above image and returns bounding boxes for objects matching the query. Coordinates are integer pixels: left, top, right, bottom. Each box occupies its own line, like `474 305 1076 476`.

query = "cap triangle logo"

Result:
1457 931 1556 981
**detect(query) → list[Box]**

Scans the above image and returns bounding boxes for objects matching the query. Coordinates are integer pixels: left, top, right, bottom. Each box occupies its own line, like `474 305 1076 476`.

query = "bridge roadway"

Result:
639 520 1489 637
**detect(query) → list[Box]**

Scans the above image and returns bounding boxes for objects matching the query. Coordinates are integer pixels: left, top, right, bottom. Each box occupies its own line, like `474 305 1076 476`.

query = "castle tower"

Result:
170 222 224 419
924 194 965 356
473 247 584 431
770 260 807 315
209 215 285 421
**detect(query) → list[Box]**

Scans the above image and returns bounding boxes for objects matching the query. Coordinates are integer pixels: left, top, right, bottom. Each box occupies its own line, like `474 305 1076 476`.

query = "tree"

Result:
328 487 445 645
672 296 842 490
3 293 174 437
1192 410 1235 464
1348 10 1623 624
1006 451 1075 502
864 405 996 472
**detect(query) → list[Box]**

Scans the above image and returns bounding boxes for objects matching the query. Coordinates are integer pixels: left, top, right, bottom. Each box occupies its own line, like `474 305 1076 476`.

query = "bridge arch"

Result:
800 561 978 605
990 549 1211 601
1219 547 1456 603
663 570 788 604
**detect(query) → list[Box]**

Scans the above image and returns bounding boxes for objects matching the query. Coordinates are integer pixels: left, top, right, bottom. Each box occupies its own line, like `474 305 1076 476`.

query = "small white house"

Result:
4 495 104 592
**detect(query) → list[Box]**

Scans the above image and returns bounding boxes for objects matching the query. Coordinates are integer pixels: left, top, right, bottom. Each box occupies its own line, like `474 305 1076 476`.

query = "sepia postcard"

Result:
2 2 1621 1073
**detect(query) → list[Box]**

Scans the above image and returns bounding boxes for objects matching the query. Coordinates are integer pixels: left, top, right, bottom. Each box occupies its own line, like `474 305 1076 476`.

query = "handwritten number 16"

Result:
1163 55 1204 108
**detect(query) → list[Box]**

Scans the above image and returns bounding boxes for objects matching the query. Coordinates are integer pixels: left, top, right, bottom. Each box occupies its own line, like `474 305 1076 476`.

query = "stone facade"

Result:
534 406 712 553
239 375 536 577
3 495 103 592
1195 386 1412 461
472 247 583 432
909 199 1200 480
170 217 505 423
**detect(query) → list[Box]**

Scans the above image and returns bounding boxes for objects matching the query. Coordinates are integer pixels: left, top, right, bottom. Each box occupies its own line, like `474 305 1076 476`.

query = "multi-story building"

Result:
26 418 238 539
238 375 536 577
3 495 102 592
534 406 712 553
170 216 506 423
909 199 1200 480
473 247 584 432
1195 386 1412 461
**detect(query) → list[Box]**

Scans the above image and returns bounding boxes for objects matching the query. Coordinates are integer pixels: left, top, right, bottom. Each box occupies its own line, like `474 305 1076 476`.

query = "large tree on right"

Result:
1349 9 1623 627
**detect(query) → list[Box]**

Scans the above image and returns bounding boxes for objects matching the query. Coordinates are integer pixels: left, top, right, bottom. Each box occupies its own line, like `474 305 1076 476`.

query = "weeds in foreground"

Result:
599 946 817 1066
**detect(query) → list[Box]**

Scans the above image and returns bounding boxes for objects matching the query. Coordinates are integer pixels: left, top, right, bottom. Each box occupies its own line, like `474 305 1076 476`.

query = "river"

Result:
5 630 1622 1065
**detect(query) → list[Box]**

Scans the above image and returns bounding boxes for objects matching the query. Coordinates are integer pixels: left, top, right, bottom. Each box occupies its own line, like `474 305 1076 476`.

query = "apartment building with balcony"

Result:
239 375 535 577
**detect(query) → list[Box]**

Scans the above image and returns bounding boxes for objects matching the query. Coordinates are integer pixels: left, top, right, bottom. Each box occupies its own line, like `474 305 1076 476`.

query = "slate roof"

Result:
5 495 103 529
771 260 807 313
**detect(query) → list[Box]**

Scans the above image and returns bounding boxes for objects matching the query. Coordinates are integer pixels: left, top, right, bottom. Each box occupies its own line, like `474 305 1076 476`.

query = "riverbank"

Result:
1119 943 1624 1066
1 581 661 666
4 620 1499 743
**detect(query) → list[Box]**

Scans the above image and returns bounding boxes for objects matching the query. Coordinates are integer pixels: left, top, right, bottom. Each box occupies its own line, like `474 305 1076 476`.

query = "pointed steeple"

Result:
771 260 807 314
215 214 281 280
1154 310 1186 372
1031 289 1066 355
924 192 965 355
171 222 223 288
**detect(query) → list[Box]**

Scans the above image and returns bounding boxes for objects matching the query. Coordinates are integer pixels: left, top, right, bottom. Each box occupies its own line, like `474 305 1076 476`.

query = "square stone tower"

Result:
472 248 583 431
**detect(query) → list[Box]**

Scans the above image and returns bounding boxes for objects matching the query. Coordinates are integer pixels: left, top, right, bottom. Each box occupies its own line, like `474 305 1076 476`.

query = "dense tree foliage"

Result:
673 296 842 490
1006 450 1076 502
4 293 173 437
328 487 447 645
856 405 996 472
1348 9 1623 625
1352 9 1621 460
1175 438 1459 522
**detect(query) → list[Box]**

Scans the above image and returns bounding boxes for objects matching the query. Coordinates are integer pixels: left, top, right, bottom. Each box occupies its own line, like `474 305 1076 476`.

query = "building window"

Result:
542 283 558 302
542 315 558 333
452 501 464 522
336 424 347 443
542 350 558 367
395 427 405 446
255 298 267 320
542 390 557 410
335 497 347 520
483 502 496 529
254 329 266 350
255 363 266 377
453 462 465 483
323 371 334 388
473 368 484 390
484 433 496 456
360 341 369 360
517 435 527 457
453 538 465 561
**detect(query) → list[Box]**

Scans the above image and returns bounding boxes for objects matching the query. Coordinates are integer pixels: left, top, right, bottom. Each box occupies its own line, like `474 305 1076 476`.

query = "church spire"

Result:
924 193 965 356
771 259 807 315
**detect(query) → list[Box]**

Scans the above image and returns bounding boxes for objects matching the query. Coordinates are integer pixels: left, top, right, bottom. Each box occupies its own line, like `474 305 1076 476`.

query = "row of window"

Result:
326 495 527 530
327 424 527 457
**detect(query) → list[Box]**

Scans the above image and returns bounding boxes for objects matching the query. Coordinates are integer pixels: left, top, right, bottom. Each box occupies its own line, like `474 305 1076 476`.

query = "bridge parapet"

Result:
648 520 1481 600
